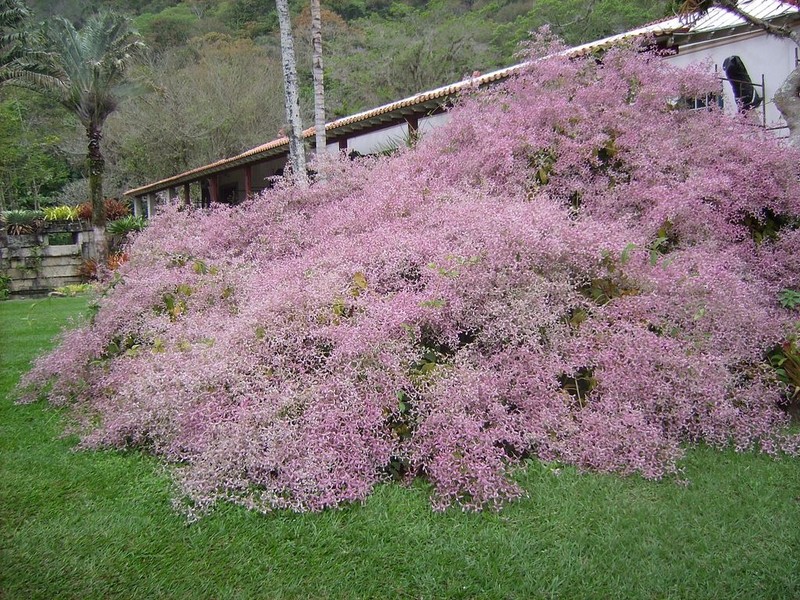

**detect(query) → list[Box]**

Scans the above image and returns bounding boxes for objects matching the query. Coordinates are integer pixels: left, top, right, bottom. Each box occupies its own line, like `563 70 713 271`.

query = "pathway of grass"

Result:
1 297 799 599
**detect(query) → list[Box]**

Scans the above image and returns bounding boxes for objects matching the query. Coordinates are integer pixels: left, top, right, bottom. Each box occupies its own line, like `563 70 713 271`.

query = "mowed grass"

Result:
1 297 799 600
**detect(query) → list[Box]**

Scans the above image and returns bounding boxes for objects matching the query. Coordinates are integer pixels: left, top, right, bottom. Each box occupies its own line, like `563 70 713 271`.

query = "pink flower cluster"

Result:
21 40 800 516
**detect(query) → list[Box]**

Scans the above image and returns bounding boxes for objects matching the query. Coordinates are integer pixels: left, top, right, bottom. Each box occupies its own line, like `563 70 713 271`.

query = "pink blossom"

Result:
20 42 800 515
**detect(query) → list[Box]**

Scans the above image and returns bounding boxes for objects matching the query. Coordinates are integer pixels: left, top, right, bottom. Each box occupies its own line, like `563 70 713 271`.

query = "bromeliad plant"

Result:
2 209 44 234
107 215 145 255
20 38 800 518
76 198 130 222
106 215 146 236
78 253 129 281
42 205 78 221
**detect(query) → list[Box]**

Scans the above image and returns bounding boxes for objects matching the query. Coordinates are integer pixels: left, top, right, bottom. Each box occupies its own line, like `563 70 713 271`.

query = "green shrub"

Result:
0 274 10 300
768 336 800 415
779 289 800 310
77 198 130 222
52 283 93 297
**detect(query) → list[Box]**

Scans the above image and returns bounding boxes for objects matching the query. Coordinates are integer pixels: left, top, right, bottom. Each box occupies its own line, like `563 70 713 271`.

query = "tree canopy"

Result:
0 0 31 81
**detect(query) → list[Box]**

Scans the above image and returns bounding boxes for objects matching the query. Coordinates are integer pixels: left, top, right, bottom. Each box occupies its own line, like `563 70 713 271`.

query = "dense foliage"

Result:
0 90 75 210
22 43 800 517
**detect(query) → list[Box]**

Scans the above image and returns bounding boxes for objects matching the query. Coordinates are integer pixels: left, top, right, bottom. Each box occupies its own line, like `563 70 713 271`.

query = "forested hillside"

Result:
1 0 674 208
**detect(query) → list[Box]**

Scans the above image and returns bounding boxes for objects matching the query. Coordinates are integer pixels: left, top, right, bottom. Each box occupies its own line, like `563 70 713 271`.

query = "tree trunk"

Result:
275 0 308 187
311 0 326 157
31 176 39 210
775 66 800 147
87 124 107 262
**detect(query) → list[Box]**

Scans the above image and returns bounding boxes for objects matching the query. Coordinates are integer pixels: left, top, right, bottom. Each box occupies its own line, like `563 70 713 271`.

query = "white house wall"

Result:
325 140 342 156
665 28 798 128
418 112 451 137
337 114 452 157
347 123 409 155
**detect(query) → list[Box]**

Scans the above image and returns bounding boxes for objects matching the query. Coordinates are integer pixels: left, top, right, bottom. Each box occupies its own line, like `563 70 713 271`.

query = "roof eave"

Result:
670 11 799 45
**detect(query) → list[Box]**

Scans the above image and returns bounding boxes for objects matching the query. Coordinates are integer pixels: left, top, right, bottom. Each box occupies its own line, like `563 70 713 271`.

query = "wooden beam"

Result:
169 187 178 203
406 114 419 133
339 138 347 151
244 165 253 199
183 182 191 206
406 115 419 144
209 175 219 204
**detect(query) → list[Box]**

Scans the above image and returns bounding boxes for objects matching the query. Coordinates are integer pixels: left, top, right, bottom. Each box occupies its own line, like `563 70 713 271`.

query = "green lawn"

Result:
1 297 799 599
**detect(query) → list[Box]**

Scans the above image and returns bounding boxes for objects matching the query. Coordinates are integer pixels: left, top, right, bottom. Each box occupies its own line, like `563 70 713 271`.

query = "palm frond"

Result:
9 11 148 128
0 0 29 28
2 66 68 93
0 0 31 71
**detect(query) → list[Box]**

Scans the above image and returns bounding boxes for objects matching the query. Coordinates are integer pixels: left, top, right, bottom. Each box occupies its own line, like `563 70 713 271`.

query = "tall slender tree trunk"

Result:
275 0 308 186
87 124 107 261
311 0 326 156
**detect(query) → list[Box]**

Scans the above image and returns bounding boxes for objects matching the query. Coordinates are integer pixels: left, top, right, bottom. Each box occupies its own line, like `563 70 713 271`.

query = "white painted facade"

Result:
418 112 452 137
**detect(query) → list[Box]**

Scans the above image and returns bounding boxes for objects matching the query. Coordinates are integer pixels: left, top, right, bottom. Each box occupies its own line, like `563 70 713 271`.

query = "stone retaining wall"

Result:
1 222 93 297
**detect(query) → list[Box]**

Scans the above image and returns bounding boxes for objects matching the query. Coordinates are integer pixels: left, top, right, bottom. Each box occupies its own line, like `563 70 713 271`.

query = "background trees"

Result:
0 0 677 206
104 35 285 187
0 90 73 210
0 0 30 80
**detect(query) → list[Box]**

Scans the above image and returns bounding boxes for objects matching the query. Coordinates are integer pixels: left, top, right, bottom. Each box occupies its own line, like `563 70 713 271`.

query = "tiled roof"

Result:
671 0 797 33
125 0 798 198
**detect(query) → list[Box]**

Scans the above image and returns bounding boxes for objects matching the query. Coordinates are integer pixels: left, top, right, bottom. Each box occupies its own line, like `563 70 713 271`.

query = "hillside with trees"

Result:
1 0 673 207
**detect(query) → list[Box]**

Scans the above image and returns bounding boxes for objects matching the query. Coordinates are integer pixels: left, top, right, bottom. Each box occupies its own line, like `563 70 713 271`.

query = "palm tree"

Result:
5 11 146 259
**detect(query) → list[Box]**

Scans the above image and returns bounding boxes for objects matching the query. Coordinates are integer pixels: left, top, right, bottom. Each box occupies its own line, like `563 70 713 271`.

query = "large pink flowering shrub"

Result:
21 41 800 516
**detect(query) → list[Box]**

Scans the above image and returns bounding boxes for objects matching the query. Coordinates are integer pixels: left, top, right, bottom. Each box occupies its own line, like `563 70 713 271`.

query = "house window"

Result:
672 92 722 111
682 92 723 111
